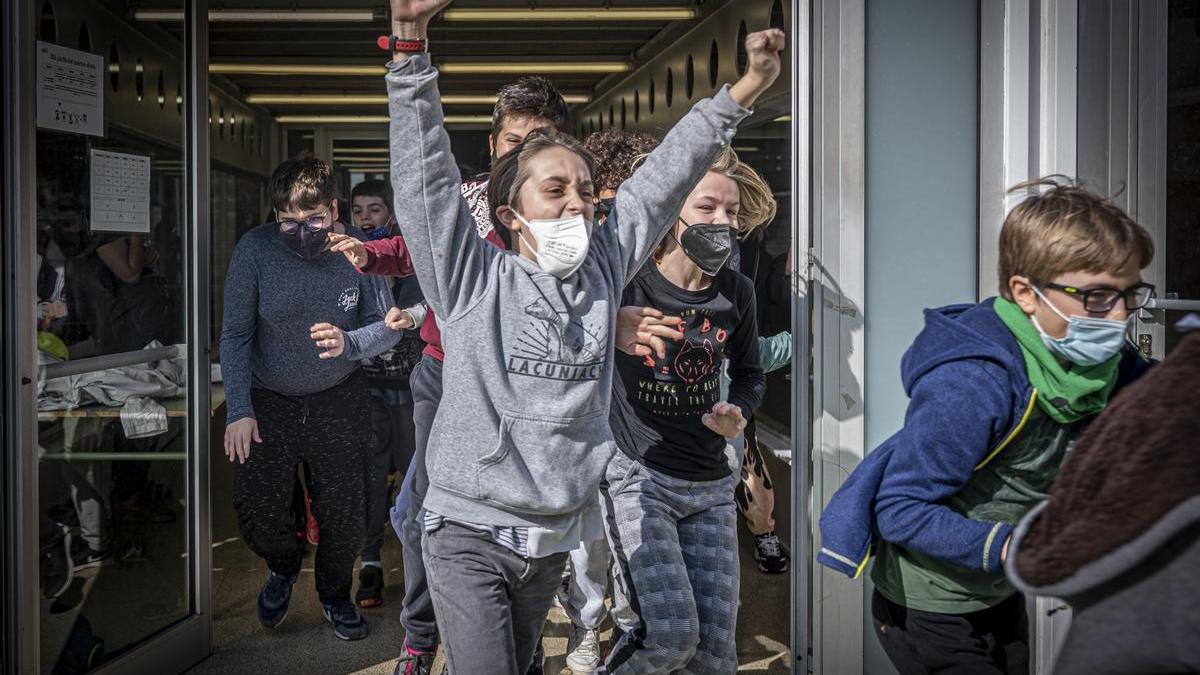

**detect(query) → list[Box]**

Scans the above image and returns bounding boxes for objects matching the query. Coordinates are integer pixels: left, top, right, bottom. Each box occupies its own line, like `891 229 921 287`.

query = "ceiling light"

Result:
773 115 793 123
275 114 493 125
135 9 378 22
443 7 696 21
247 93 590 105
211 64 385 76
217 62 625 77
440 62 629 75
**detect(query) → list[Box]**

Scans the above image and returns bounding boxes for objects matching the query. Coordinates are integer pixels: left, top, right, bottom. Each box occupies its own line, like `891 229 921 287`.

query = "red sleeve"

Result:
484 227 507 251
359 235 416 277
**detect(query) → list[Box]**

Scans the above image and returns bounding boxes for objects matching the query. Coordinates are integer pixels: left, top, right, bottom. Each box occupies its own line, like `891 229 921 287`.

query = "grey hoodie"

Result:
385 54 749 531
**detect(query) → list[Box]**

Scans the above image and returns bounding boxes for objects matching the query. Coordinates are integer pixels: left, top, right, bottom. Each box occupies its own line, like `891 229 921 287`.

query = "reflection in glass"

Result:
35 6 190 670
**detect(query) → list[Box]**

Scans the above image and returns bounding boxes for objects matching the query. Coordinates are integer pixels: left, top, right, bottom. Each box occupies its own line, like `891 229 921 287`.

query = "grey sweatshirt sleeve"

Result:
342 272 402 361
610 86 751 286
219 241 258 425
385 55 495 320
404 301 429 328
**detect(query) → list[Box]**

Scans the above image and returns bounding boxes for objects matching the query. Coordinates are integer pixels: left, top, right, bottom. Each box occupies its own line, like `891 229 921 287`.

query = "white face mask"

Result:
511 210 590 279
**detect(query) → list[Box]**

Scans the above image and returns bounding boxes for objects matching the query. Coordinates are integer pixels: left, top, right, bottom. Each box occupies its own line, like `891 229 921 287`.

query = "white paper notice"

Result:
36 41 104 137
90 150 151 233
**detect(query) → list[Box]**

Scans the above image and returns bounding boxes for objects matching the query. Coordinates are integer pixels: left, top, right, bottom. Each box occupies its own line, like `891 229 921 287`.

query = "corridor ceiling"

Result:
133 0 728 122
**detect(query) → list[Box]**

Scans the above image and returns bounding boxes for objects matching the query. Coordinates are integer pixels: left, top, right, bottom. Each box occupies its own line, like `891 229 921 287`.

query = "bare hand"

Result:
224 417 261 464
747 29 784 85
702 401 746 438
615 306 684 359
328 232 369 268
391 0 453 25
310 322 346 359
730 29 786 108
385 306 414 331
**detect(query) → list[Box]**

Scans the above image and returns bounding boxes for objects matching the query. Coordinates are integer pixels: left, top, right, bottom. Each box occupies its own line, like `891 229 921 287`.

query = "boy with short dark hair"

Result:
819 177 1156 674
221 157 400 641
349 178 429 608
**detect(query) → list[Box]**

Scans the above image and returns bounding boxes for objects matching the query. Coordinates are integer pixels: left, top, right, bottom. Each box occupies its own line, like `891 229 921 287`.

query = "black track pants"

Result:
232 371 373 605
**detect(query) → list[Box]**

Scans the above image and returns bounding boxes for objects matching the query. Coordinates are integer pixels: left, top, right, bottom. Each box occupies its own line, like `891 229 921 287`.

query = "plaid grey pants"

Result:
601 451 741 675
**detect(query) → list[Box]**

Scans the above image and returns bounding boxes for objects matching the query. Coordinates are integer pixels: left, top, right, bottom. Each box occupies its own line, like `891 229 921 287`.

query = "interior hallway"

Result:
189 417 793 674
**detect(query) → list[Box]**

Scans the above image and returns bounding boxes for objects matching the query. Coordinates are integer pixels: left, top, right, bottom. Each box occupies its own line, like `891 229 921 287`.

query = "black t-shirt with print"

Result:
609 262 765 481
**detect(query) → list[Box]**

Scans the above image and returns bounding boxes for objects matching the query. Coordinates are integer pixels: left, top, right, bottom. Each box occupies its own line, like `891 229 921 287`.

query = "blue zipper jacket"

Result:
817 298 1150 578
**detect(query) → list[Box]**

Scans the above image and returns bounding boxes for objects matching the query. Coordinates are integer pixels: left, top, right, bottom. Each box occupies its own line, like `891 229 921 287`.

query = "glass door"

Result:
11 0 211 671
1155 2 1200 351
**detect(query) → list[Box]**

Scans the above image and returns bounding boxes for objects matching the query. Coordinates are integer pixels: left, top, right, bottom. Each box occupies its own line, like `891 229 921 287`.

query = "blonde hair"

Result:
652 147 778 261
998 176 1154 300
710 146 777 239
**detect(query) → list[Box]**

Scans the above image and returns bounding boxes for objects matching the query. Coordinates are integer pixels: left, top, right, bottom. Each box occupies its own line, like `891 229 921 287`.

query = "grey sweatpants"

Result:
423 521 567 674
602 451 741 675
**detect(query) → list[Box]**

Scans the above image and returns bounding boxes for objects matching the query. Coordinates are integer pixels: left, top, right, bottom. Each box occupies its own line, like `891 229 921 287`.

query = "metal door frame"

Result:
790 0 813 671
2 0 213 671
808 0 867 672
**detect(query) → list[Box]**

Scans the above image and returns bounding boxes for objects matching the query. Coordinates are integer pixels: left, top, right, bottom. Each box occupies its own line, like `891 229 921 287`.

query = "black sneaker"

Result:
356 564 384 608
256 571 297 628
754 533 790 574
393 642 437 675
40 522 74 599
323 600 369 641
72 547 114 571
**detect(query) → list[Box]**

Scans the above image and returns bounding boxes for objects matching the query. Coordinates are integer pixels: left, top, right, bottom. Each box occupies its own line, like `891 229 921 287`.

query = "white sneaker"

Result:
565 626 600 674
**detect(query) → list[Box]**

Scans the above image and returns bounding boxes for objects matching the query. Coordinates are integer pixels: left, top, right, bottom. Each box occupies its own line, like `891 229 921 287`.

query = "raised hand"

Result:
730 28 786 109
702 401 747 438
329 232 369 268
385 306 415 331
310 322 346 359
615 306 684 359
390 0 453 23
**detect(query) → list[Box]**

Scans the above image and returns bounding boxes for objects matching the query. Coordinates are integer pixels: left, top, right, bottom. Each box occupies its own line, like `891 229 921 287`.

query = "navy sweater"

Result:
220 223 399 424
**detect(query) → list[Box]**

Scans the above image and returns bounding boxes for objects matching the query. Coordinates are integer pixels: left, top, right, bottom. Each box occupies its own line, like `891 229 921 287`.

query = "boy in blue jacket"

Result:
819 177 1155 674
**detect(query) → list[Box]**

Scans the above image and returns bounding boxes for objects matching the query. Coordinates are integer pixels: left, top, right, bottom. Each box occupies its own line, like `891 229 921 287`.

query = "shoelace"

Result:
757 535 783 558
328 602 361 623
264 574 292 602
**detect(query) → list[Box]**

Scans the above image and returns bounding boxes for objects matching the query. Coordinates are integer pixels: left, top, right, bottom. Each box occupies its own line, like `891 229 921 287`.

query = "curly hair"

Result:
582 128 660 193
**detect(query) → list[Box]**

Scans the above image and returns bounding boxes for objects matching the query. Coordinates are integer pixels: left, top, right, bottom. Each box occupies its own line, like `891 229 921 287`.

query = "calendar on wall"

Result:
89 149 151 233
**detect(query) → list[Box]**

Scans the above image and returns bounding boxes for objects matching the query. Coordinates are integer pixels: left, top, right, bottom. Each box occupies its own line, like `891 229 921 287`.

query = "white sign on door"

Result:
36 41 104 137
90 150 151 233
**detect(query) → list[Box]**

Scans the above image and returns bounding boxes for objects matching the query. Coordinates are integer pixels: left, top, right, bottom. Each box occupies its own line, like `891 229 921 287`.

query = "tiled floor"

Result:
189 427 793 674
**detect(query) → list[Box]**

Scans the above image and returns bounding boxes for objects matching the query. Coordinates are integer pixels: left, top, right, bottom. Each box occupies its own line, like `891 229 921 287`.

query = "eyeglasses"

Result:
277 210 331 233
1042 281 1156 313
594 197 615 216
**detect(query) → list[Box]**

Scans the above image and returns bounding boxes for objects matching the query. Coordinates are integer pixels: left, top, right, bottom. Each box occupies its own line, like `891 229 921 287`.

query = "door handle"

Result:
1138 297 1200 324
1144 298 1200 311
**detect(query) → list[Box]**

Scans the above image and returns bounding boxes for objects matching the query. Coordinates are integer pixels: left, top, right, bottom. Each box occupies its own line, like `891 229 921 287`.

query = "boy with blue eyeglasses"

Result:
818 177 1156 674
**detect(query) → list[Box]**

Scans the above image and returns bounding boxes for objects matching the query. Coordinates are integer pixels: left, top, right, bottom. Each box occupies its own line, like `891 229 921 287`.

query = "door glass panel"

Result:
35 2 191 669
1166 3 1200 353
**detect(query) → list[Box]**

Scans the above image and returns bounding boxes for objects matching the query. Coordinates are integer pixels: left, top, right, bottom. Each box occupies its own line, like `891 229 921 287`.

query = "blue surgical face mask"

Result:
1031 286 1130 366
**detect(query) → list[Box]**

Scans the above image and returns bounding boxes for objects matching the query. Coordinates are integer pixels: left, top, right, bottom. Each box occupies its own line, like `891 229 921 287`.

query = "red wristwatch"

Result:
377 36 427 54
